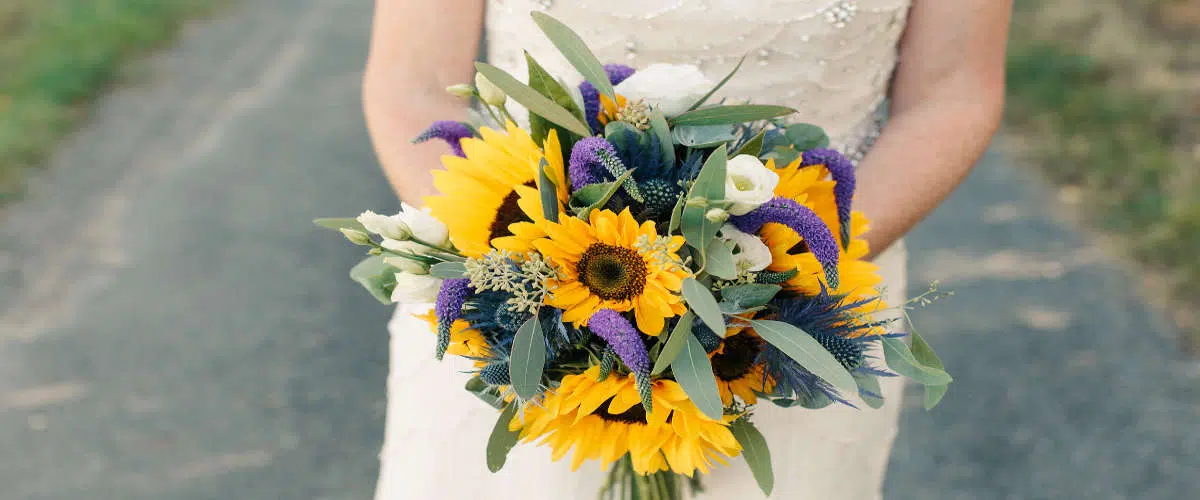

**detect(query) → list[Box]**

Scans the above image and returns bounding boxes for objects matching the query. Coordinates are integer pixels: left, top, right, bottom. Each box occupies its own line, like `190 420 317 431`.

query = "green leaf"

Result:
465 377 505 409
530 12 615 101
682 278 725 337
486 403 522 472
748 320 858 394
474 62 592 137
669 330 724 420
853 371 886 409
313 217 366 233
672 124 736 148
537 158 560 223
704 239 738 280
763 145 800 166
526 52 586 147
719 284 781 309
349 256 396 305
668 194 686 234
924 384 949 410
670 105 796 127
729 418 774 496
732 129 767 158
510 316 547 400
910 331 950 409
688 55 746 112
648 107 675 166
682 144 728 254
568 169 637 219
784 123 830 151
430 262 467 279
881 337 954 386
652 312 694 375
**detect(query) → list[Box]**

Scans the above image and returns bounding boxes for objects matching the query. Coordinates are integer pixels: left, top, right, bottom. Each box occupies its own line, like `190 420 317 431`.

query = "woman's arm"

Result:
853 0 1011 259
363 0 485 204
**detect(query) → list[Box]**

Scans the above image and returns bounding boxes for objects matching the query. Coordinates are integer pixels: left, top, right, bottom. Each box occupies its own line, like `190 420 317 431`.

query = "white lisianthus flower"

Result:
381 239 432 274
614 63 713 117
356 210 411 241
718 224 773 273
724 154 779 216
475 72 507 106
391 272 443 304
396 202 449 247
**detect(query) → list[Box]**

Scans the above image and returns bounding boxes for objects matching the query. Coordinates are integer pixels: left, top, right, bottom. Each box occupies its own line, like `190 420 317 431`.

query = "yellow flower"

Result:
709 329 774 405
425 123 568 258
414 311 490 360
532 208 689 335
761 158 883 302
510 366 742 476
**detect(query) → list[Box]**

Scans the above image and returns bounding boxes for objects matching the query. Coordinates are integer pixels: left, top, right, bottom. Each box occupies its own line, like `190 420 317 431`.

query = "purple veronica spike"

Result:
589 309 653 412
731 197 841 289
568 136 619 189
802 148 856 248
434 278 473 360
412 120 473 157
579 64 637 134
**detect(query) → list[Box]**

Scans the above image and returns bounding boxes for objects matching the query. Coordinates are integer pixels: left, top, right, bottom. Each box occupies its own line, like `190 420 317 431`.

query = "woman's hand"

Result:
362 0 485 205
854 0 1011 259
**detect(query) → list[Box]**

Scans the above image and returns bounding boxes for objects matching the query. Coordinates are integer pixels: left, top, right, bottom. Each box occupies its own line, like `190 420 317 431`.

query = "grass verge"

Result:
1004 0 1200 350
0 0 219 204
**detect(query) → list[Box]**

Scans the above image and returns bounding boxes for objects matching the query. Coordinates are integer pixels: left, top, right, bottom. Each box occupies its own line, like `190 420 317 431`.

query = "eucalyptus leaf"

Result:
313 217 367 233
704 239 738 280
486 403 522 472
682 278 725 337
682 145 728 254
687 55 746 111
466 377 505 409
749 320 858 394
671 105 796 127
672 124 736 148
668 194 686 234
732 129 767 158
350 256 396 305
853 371 886 410
784 123 830 151
537 159 559 223
648 107 675 166
651 312 694 375
474 62 592 137
768 392 833 409
924 384 949 410
763 145 801 167
719 284 781 309
669 331 724 420
526 52 585 147
910 331 950 409
569 169 637 219
530 12 615 101
881 337 953 386
430 262 468 279
568 182 612 209
729 418 774 496
510 316 547 400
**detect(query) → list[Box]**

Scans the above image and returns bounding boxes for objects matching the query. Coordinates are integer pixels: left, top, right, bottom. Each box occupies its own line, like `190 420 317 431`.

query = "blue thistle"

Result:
479 361 511 386
731 197 840 289
802 148 856 248
638 178 683 220
412 120 474 157
579 64 636 134
693 322 724 353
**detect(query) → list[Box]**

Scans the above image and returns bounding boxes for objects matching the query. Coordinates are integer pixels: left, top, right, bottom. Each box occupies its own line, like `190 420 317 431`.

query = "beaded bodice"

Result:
485 0 912 161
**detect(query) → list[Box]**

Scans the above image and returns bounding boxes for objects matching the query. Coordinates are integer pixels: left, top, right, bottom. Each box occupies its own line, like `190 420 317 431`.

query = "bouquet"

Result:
317 12 952 499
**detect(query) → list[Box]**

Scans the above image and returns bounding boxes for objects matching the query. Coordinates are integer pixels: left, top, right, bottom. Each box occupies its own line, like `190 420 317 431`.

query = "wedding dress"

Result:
376 1 911 498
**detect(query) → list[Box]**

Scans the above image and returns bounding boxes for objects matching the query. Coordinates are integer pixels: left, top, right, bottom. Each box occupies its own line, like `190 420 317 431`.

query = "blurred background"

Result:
0 0 1197 499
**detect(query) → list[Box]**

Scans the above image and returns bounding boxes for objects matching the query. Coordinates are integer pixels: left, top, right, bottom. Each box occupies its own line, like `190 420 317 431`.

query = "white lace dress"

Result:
376 1 911 498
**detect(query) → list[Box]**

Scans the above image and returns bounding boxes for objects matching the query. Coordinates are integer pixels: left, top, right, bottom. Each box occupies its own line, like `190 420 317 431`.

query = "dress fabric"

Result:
376 1 912 498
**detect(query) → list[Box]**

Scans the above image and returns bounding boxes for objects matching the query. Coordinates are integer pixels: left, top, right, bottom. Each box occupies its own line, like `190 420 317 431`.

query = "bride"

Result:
362 1 1009 498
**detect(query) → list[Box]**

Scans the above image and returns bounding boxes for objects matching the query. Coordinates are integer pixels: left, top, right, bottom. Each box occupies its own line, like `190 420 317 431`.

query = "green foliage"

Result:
748 319 858 393
475 62 592 137
486 403 521 472
525 52 584 153
349 256 396 305
530 12 614 101
0 0 217 202
719 284 781 310
681 144 727 255
669 328 724 420
729 417 774 496
670 105 796 127
510 315 546 400
651 312 694 375
880 337 952 387
704 239 738 280
536 158 559 223
681 278 725 337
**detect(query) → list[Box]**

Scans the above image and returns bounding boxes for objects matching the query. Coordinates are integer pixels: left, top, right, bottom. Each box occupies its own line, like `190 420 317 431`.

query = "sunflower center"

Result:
487 181 537 242
595 397 649 424
576 243 647 301
711 333 764 381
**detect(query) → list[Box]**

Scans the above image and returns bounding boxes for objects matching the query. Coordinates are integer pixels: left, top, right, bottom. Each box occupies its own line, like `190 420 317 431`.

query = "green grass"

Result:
0 0 217 203
1004 2 1200 349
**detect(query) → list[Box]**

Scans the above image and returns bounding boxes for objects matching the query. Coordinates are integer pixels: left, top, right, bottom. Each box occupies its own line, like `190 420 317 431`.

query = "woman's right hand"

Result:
362 0 485 205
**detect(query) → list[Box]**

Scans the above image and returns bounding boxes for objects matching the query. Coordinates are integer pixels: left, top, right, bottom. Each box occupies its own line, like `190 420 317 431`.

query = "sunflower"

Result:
425 123 568 258
510 366 742 476
760 157 882 300
414 311 490 360
709 329 774 405
532 208 689 335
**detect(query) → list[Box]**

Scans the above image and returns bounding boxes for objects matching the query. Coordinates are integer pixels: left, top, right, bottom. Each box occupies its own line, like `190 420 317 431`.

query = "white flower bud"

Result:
445 83 474 99
718 224 772 273
356 210 412 240
475 72 506 106
384 255 430 275
339 228 372 245
391 272 443 304
724 155 780 216
705 208 729 223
